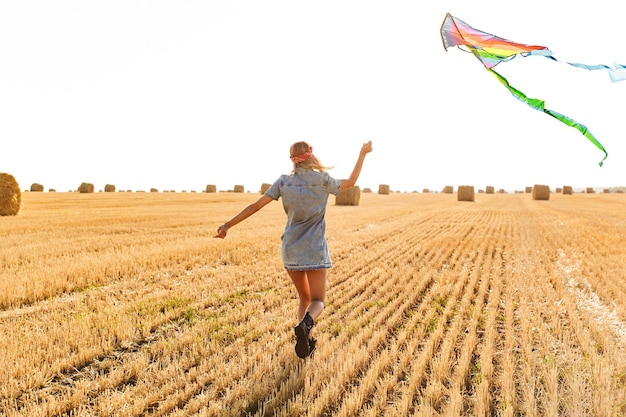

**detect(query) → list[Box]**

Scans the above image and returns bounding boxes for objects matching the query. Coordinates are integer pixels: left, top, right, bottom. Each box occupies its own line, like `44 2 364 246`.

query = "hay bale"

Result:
603 188 610 193
78 182 94 193
49 189 56 192
150 188 159 193
485 186 494 194
104 184 116 192
562 186 573 195
586 187 595 194
442 185 453 194
234 185 244 193
30 183 44 192
205 184 216 193
0 173 21 216
335 186 361 206
260 183 271 194
378 184 390 195
525 186 532 193
422 189 430 193
532 184 550 200
457 185 475 202
556 187 562 193
498 189 506 194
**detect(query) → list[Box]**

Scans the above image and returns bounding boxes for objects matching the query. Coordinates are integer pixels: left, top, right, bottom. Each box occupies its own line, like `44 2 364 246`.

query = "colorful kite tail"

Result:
488 68 608 166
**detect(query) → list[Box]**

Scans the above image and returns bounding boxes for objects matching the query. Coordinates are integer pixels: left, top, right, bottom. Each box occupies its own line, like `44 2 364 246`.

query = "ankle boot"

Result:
294 312 314 358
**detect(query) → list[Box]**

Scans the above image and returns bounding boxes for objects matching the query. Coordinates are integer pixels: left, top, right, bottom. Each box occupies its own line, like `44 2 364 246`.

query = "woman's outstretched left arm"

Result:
214 194 274 238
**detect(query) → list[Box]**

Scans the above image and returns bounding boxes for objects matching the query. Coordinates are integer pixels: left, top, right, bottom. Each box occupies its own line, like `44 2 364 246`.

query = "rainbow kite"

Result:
441 13 626 166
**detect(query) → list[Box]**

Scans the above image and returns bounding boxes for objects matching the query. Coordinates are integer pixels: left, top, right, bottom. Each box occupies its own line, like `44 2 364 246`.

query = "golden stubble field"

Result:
1 191 625 416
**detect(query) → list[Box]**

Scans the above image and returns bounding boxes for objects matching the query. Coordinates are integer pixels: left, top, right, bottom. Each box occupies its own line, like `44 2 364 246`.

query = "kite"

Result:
440 13 626 166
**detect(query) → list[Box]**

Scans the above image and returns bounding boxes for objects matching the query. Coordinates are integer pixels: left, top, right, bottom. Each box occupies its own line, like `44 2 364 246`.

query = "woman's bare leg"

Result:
303 269 327 321
288 268 327 360
287 270 311 321
287 269 327 322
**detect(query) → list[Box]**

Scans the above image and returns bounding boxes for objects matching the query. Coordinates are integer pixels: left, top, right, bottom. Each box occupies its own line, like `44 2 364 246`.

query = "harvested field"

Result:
1 192 625 416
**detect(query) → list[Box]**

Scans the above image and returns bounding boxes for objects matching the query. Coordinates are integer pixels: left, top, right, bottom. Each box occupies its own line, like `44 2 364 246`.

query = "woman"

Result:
215 141 373 358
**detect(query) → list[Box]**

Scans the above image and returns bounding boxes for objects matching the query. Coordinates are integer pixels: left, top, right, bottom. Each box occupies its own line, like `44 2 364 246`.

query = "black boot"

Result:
294 312 314 358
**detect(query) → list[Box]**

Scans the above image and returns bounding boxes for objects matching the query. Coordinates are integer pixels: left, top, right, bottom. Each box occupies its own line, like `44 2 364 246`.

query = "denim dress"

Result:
265 168 342 271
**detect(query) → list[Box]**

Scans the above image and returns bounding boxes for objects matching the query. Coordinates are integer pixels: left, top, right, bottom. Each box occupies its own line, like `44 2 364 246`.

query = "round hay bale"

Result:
0 173 21 216
104 184 116 192
260 183 271 194
362 187 372 193
532 184 550 200
556 187 562 193
525 186 532 193
562 186 573 195
485 186 495 194
150 188 159 193
205 184 216 193
457 185 475 202
442 185 453 194
422 189 430 193
49 189 56 192
30 183 44 192
335 186 361 206
234 185 244 193
78 182 94 193
586 187 595 194
378 184 390 195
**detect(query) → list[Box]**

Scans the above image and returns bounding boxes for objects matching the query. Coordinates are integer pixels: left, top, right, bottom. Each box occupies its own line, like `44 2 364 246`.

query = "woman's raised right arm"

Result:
340 141 373 191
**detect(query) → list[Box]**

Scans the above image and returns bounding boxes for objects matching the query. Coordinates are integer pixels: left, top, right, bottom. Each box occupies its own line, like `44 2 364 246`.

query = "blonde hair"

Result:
290 141 333 172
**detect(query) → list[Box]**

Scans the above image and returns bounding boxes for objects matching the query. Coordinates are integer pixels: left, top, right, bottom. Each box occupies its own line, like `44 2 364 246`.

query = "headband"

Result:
290 147 313 164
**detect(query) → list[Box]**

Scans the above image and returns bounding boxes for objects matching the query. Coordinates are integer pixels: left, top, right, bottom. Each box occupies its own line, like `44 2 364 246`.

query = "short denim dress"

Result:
265 168 342 271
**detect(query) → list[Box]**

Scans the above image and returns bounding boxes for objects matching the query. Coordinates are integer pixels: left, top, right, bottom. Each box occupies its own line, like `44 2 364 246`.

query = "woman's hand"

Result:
214 224 229 239
361 141 373 155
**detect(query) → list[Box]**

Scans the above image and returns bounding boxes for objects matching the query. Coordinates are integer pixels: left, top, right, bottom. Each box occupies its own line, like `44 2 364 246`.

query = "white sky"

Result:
1 0 624 192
